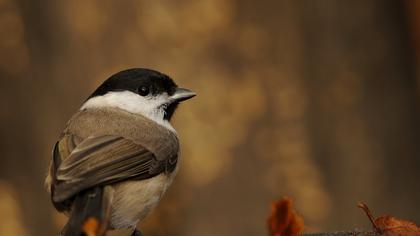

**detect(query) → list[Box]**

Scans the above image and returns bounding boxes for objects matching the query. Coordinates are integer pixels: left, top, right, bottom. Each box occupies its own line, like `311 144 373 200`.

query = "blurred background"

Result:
1 0 420 235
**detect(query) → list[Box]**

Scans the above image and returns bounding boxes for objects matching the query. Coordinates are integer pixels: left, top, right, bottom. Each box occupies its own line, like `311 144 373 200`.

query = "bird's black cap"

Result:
89 68 181 120
89 68 178 99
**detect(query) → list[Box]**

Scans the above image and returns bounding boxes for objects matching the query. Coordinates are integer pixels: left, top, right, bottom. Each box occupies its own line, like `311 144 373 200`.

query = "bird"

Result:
45 68 196 236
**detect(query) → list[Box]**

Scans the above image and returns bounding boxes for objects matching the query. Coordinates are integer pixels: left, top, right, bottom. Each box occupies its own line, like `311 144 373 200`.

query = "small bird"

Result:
45 68 196 236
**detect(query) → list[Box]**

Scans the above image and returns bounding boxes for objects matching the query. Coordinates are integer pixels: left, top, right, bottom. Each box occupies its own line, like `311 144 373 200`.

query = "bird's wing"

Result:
51 134 177 204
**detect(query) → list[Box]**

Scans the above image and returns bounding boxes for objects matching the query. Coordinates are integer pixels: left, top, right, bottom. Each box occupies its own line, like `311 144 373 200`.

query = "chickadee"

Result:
45 68 196 236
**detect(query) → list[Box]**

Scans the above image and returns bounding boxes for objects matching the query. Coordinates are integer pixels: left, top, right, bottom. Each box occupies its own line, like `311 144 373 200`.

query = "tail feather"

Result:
61 186 113 236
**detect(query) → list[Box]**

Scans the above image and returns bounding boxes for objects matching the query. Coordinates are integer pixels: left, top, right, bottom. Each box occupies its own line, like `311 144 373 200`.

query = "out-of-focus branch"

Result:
303 231 378 236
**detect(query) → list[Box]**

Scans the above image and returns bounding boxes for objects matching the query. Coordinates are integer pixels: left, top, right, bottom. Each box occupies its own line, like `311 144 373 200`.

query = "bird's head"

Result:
82 68 196 123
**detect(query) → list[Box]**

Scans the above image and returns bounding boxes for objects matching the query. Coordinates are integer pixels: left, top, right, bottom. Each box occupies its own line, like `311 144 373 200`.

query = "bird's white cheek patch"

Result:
81 91 175 132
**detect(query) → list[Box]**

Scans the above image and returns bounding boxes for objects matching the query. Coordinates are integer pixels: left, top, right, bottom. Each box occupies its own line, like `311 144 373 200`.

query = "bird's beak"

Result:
170 87 196 103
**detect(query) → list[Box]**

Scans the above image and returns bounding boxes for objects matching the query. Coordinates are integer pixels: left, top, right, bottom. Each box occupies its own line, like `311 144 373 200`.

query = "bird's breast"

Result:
109 166 179 229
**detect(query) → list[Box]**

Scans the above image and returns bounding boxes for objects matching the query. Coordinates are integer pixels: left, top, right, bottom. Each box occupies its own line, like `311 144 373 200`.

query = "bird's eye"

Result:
138 86 150 96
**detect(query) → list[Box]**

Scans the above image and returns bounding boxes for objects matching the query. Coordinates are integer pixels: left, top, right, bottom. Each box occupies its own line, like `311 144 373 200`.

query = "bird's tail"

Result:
61 186 113 236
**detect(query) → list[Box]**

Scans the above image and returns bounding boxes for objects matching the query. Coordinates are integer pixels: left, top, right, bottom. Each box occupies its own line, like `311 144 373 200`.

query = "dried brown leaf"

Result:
268 197 304 236
358 202 420 236
82 217 100 236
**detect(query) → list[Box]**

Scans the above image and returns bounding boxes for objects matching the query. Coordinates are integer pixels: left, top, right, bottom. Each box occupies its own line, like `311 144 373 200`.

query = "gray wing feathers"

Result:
52 135 167 203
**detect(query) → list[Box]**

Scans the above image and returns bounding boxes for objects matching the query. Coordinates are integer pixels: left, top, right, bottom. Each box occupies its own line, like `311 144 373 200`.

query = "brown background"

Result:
0 0 419 235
